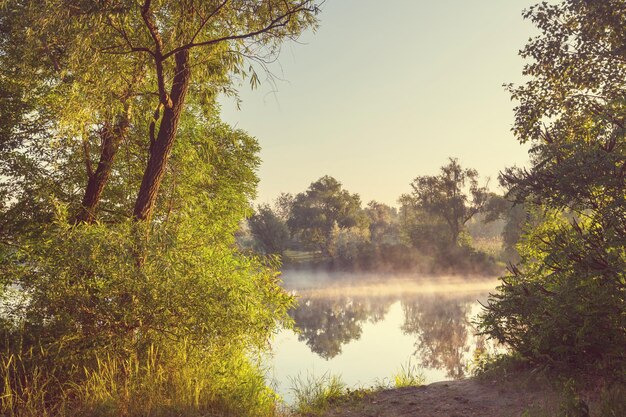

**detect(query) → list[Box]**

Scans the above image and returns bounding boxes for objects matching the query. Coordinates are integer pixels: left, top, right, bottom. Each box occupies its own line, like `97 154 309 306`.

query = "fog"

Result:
281 269 499 297
268 269 500 401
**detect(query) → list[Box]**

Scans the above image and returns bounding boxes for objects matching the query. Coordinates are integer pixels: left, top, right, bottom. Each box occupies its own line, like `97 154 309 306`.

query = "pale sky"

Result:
219 1 537 207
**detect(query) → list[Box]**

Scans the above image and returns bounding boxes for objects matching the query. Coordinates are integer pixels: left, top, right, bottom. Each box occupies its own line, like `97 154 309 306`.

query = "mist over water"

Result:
281 270 498 297
268 270 500 403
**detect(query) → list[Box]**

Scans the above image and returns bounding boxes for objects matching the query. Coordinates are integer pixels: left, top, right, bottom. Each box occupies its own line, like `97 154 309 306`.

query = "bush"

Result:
479 211 626 377
433 244 501 275
0 211 293 416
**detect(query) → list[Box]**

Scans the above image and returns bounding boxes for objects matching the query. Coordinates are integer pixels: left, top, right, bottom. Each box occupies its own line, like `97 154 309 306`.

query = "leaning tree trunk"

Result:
76 114 130 223
133 50 191 221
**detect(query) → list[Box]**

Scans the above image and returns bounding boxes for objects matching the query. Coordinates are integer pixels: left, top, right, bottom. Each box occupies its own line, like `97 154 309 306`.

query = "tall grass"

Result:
289 362 425 416
290 373 346 416
1 344 280 417
1 353 64 417
391 360 425 388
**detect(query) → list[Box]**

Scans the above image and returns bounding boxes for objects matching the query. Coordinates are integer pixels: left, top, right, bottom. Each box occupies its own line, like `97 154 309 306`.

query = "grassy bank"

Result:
1 345 281 417
289 361 424 416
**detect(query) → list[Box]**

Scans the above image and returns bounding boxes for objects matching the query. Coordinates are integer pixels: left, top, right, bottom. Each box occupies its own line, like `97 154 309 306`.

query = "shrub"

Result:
0 212 293 416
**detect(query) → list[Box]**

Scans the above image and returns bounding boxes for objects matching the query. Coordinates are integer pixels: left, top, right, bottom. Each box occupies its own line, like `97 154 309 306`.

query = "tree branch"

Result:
162 1 315 59
105 14 154 56
82 137 94 179
141 0 164 53
140 0 172 107
188 0 230 46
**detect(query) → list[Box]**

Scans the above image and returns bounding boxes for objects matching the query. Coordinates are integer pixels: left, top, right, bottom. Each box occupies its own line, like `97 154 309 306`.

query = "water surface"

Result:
267 270 499 402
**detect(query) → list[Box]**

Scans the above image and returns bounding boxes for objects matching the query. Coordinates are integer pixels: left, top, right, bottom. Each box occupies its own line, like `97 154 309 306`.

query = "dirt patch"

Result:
320 378 559 417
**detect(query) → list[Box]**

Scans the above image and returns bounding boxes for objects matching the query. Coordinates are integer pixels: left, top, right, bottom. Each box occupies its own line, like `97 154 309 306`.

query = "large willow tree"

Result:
0 1 319 415
480 0 626 377
2 0 318 224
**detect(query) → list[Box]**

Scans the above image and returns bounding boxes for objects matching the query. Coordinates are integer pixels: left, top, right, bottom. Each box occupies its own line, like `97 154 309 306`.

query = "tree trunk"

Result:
76 115 130 223
133 49 191 221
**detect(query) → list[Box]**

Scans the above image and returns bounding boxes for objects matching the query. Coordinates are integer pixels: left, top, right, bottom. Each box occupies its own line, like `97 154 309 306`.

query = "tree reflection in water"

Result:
288 290 489 376
401 295 485 379
289 296 392 359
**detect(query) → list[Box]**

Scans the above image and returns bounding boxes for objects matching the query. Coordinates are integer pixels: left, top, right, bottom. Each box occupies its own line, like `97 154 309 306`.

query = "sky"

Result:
219 1 538 207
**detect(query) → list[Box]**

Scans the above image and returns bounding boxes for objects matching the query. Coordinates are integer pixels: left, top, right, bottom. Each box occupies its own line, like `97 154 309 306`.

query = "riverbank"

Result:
313 377 555 417
308 373 622 417
316 371 626 417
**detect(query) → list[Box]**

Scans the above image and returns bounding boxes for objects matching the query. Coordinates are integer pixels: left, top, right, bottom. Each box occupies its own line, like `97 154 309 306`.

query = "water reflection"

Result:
401 296 485 378
286 277 494 379
290 297 393 359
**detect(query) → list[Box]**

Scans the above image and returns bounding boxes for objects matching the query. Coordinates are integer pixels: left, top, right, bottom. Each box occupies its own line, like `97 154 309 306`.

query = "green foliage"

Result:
0 89 293 416
0 186 294 415
287 176 370 254
475 193 527 263
500 204 527 263
470 351 532 382
391 361 425 388
1 344 280 417
0 0 320 222
321 200 431 272
249 204 290 255
480 209 626 374
267 174 501 273
328 224 370 261
401 158 489 249
480 0 626 378
557 380 590 417
290 373 347 416
0 1 324 415
396 158 499 274
3 0 320 118
6 217 289 351
399 206 450 254
365 201 400 246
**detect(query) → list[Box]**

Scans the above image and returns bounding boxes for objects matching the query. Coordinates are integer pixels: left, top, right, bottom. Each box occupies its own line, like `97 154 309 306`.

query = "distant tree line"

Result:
243 158 524 275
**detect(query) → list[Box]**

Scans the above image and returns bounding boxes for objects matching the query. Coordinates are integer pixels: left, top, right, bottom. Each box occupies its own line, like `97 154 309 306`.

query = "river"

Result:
266 270 500 403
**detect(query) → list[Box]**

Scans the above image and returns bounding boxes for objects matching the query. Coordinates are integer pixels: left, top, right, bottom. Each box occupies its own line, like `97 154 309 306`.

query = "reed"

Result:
290 373 347 416
1 344 280 417
391 360 425 388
